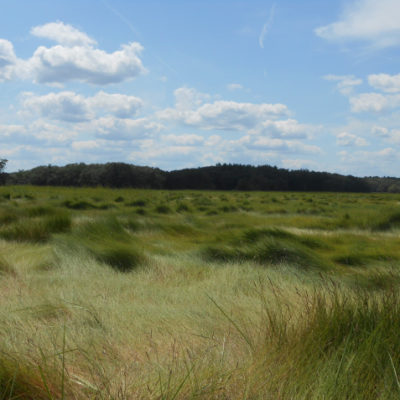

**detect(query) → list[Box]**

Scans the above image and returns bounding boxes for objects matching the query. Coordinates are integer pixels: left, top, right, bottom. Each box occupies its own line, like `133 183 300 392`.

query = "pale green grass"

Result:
1 186 400 398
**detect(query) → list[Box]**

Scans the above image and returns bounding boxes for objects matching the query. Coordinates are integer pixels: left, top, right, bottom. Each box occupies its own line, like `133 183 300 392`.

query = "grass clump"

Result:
128 199 147 207
155 204 172 214
0 213 71 243
258 287 400 399
202 228 328 270
176 202 191 213
373 210 400 231
62 199 97 210
67 217 145 272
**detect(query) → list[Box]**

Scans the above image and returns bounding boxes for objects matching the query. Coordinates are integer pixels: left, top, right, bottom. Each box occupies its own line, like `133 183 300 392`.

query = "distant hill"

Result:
4 162 400 192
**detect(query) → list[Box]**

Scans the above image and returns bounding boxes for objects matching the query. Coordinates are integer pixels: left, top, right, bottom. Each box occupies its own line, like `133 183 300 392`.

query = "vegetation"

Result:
1 186 400 398
5 161 400 192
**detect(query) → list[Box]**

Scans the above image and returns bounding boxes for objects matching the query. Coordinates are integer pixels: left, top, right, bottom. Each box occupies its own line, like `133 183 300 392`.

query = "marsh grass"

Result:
1 186 400 398
0 213 71 243
202 227 330 271
63 217 146 272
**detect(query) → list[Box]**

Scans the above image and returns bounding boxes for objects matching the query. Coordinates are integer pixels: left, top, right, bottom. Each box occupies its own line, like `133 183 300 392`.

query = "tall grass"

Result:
1 186 400 398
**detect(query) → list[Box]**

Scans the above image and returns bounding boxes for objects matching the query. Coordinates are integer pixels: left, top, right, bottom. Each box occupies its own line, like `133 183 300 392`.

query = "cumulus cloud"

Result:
159 87 289 131
371 126 400 143
21 91 143 121
336 131 368 146
31 21 97 47
163 134 204 146
281 159 318 170
324 74 363 95
29 41 146 85
249 119 314 139
315 0 400 48
349 92 400 112
71 140 100 151
22 91 92 122
368 73 400 93
87 91 143 118
90 116 163 140
248 137 322 154
0 22 146 85
0 39 17 80
0 124 28 143
371 126 390 137
174 87 211 111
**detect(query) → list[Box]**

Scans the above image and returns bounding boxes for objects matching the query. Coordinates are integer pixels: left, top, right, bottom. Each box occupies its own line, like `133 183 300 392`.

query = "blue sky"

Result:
1 0 400 176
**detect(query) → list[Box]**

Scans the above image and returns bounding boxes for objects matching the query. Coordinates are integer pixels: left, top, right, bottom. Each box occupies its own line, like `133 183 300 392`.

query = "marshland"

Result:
1 186 400 399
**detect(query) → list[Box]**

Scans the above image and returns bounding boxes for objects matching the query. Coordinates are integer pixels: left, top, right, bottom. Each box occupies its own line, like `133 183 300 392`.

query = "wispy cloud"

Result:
259 3 276 49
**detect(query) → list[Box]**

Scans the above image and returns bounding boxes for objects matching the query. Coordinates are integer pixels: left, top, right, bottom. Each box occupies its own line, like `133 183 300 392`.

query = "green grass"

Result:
1 186 400 398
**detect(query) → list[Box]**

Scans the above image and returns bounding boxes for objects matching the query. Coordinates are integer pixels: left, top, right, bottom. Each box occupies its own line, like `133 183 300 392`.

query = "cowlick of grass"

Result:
67 217 145 272
0 213 71 243
202 228 328 270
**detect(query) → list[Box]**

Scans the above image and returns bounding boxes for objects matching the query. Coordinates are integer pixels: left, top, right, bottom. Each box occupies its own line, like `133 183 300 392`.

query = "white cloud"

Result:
71 140 100 151
22 91 92 122
249 137 321 154
163 134 204 146
21 91 143 122
349 92 400 112
29 41 146 85
0 39 17 80
90 116 163 140
173 87 211 111
159 87 289 132
371 125 390 137
371 126 400 143
249 118 314 139
315 0 400 48
281 159 318 170
0 22 146 85
368 73 400 93
31 21 97 47
87 91 143 118
324 74 363 95
336 131 368 147
227 83 243 91
0 124 28 143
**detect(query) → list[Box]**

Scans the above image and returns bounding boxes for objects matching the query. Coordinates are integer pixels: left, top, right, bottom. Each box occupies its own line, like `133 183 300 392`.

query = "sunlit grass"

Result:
1 186 400 398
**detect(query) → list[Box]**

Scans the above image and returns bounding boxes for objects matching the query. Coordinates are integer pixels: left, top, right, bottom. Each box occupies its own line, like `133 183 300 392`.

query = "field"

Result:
1 186 400 399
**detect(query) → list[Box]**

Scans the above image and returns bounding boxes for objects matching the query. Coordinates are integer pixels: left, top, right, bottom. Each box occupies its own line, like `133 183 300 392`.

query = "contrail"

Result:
259 3 276 49
101 0 178 75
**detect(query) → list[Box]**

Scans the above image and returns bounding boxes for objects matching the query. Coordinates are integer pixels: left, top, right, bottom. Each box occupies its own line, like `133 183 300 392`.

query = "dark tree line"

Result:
3 161 400 192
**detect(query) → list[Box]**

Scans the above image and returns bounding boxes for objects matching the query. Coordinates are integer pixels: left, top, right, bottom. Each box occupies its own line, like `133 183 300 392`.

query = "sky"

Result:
1 0 400 176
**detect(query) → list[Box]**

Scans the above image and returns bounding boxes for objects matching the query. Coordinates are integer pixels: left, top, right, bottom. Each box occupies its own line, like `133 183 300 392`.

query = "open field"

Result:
1 186 400 398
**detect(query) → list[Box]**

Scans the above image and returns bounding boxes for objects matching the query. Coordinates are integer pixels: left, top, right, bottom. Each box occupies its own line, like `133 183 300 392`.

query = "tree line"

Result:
2 160 400 192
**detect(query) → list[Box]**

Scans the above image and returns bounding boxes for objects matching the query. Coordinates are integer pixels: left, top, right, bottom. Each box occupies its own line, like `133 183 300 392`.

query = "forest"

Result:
3 161 400 192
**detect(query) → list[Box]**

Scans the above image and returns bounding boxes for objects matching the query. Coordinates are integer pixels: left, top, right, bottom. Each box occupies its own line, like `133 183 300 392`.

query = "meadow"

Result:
1 186 400 399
